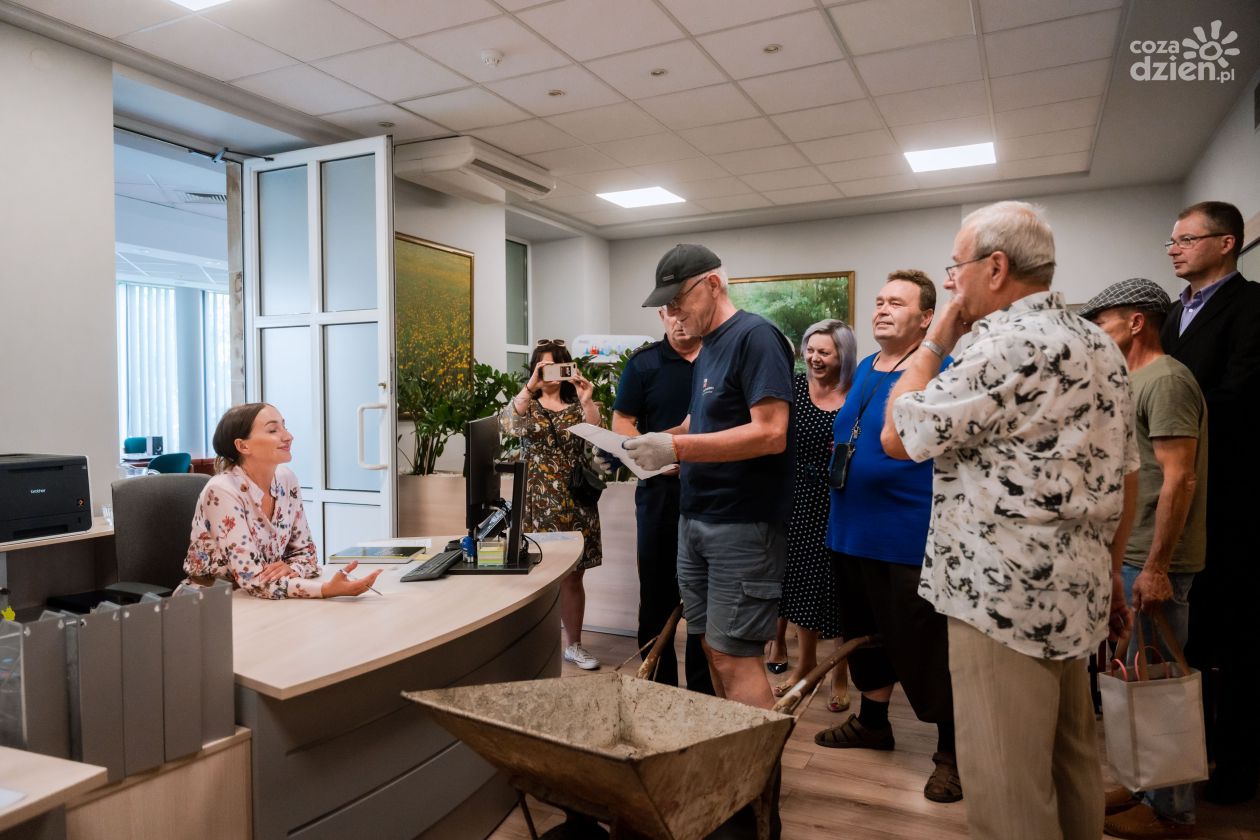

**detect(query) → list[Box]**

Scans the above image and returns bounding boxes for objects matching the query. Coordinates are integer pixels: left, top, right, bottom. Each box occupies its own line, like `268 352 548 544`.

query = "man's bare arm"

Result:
674 399 788 462
611 410 638 437
1132 436 1197 612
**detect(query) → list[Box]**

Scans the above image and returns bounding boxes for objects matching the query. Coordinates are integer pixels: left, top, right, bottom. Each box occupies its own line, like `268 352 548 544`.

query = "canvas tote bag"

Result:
1099 609 1209 791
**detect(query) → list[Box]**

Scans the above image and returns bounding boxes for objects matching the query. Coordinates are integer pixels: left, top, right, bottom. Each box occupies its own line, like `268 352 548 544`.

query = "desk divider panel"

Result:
119 599 164 776
0 614 70 759
199 581 236 744
161 590 202 761
64 609 125 782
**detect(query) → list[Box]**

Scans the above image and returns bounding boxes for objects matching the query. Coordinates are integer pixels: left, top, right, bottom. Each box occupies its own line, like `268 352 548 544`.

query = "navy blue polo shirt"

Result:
613 336 693 435
681 310 794 524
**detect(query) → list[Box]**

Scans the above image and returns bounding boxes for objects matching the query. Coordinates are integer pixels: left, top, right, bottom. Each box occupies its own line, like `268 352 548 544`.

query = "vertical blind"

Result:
202 290 232 446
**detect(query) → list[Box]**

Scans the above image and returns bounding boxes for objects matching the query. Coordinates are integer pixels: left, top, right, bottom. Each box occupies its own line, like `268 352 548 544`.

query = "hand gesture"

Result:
526 360 547 393
1131 567 1173 614
322 559 383 598
256 560 299 584
928 296 972 355
572 369 595 404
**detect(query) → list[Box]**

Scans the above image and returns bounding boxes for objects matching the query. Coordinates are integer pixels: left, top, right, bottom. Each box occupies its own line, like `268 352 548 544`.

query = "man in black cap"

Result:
622 244 794 709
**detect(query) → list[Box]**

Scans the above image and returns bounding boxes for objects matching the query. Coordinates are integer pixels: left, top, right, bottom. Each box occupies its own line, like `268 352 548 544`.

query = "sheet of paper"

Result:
564 423 673 480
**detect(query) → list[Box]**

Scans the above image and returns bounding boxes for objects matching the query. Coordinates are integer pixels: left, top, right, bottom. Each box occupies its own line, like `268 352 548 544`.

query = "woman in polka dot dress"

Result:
769 319 856 710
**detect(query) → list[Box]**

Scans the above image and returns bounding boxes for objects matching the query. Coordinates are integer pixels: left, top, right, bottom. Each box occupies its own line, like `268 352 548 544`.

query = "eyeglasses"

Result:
535 338 566 347
944 252 993 280
664 274 710 311
1164 233 1227 250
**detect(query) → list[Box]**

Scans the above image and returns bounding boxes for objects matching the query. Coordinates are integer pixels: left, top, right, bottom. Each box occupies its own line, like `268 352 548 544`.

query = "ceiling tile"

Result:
329 0 500 38
233 64 382 115
565 169 656 193
696 193 775 212
978 0 1122 33
10 0 185 39
635 157 732 183
657 0 814 36
762 184 841 205
486 66 624 117
914 164 998 188
595 133 699 166
739 62 865 114
121 16 294 82
546 103 664 144
994 97 1100 139
322 103 450 141
829 0 974 55
711 145 809 175
398 87 528 130
532 194 612 215
740 166 827 191
672 177 757 200
697 11 845 79
638 84 759 130
818 154 911 182
797 129 900 164
470 119 581 155
206 0 391 62
989 59 1110 111
834 173 919 196
875 80 988 127
679 118 786 155
407 16 569 83
997 151 1091 179
984 9 1121 77
526 147 623 175
517 0 684 61
772 100 884 143
496 0 552 9
586 41 726 100
314 43 468 102
891 114 992 150
853 37 982 96
997 126 1093 161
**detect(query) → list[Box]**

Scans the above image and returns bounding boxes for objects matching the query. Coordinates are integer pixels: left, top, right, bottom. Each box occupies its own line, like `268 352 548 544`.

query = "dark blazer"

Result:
1161 272 1260 524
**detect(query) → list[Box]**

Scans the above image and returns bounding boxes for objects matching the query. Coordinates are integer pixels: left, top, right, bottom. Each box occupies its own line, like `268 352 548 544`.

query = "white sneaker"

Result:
563 644 600 670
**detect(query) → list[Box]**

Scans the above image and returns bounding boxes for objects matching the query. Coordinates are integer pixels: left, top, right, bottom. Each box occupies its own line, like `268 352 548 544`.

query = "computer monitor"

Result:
464 416 502 534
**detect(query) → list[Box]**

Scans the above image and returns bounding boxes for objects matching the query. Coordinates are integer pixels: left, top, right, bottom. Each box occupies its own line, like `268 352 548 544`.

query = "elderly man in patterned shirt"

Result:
880 201 1139 840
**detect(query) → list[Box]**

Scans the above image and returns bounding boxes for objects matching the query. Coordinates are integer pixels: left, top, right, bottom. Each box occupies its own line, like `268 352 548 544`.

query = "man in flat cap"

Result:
622 244 794 710
1083 278 1208 840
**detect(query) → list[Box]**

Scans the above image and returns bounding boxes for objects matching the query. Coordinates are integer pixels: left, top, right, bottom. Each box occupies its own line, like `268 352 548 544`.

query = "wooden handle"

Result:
636 602 684 680
772 635 875 715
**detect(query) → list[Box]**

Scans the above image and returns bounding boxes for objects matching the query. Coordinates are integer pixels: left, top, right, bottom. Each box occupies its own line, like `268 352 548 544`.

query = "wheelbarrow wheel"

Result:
538 812 610 840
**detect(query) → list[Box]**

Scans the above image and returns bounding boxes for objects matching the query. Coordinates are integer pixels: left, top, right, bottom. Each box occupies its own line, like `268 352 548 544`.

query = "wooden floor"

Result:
488 630 1260 840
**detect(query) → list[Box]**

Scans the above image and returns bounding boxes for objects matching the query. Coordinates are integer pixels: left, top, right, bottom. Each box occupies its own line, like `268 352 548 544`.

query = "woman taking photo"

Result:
769 319 856 710
184 402 381 599
503 340 604 670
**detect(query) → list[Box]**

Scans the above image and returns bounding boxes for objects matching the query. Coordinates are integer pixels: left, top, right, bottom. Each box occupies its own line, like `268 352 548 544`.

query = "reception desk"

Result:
233 534 581 840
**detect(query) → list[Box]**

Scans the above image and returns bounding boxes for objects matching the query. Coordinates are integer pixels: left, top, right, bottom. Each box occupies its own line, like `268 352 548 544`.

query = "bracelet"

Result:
921 339 946 358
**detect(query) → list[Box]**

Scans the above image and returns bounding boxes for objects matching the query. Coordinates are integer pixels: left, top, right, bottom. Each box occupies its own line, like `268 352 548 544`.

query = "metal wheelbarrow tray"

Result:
404 672 794 840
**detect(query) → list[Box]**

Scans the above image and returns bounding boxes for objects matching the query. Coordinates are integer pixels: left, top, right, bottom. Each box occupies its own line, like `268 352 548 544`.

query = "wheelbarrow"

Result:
403 602 872 840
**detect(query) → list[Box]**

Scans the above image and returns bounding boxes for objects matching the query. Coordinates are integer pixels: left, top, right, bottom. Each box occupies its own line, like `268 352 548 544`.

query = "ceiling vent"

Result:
393 136 555 204
180 191 227 204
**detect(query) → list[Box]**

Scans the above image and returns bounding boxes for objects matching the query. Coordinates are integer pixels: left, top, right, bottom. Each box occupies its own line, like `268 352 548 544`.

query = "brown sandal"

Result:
813 714 894 750
924 751 963 803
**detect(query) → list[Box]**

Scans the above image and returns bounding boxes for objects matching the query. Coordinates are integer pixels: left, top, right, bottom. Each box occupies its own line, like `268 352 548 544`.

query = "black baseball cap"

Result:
642 243 722 307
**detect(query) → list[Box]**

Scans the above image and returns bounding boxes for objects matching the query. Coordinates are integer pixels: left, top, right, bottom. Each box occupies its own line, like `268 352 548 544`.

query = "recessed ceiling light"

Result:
903 141 996 173
763 44 782 53
168 0 232 10
377 121 395 128
547 89 565 97
597 187 686 209
650 68 668 77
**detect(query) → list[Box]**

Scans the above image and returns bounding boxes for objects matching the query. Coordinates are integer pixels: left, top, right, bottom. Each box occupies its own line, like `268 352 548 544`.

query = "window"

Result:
505 238 530 374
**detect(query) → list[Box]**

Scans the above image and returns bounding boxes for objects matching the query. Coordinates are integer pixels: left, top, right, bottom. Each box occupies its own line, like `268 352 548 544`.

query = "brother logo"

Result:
30 487 47 494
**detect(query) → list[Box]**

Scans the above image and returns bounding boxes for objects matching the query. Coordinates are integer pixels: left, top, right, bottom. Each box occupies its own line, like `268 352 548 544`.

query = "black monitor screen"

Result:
465 416 501 531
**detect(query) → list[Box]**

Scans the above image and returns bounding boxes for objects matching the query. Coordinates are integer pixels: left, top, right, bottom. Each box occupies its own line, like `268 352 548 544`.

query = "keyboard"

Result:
400 549 464 582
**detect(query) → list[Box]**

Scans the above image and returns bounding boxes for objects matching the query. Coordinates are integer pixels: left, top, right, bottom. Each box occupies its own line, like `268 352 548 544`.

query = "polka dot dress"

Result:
780 373 843 638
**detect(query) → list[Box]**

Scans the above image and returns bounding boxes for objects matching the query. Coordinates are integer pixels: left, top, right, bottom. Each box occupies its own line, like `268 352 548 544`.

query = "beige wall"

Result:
0 22 118 511
1183 68 1260 229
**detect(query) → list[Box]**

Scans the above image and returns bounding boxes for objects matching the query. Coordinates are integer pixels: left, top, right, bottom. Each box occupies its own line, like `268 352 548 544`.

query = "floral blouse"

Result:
892 291 1139 659
184 465 322 599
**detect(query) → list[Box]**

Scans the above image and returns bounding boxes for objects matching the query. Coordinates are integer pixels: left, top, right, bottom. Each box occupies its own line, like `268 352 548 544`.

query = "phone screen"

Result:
541 363 573 381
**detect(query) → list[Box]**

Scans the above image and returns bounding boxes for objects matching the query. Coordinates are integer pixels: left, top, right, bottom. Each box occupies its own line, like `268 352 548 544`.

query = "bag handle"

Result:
1131 604 1191 681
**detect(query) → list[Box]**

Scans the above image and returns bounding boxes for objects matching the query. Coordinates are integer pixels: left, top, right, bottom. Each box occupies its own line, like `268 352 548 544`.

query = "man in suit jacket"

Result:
1161 200 1260 805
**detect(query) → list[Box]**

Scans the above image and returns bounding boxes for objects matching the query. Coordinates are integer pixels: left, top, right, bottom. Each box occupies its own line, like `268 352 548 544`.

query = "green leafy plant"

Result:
397 361 522 475
574 347 642 481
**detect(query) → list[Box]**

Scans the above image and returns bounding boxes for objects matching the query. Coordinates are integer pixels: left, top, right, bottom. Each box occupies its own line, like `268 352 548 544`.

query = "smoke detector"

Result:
480 49 503 67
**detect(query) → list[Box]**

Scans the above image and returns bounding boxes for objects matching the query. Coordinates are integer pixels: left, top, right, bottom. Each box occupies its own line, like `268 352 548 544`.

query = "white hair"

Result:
684 264 728 291
961 201 1056 285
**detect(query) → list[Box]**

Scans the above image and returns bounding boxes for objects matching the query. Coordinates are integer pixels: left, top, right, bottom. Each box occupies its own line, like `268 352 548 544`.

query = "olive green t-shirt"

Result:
1124 354 1208 573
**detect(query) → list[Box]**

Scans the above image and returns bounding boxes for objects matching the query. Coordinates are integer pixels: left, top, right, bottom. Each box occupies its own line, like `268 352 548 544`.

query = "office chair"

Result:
122 436 147 455
146 452 192 474
107 473 210 597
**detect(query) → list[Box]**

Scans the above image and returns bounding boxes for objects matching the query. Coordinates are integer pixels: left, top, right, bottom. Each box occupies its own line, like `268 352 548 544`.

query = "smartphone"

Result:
541 362 575 381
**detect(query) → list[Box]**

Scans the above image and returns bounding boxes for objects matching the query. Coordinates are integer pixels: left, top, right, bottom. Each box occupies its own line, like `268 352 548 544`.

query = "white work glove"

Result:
622 433 678 472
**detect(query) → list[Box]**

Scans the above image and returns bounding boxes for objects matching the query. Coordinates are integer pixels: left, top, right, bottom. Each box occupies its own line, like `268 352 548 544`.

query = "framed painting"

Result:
728 271 855 355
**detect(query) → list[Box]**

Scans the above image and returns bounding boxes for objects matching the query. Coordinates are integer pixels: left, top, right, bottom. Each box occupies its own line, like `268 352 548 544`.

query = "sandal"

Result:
813 714 895 750
924 751 963 803
826 694 851 713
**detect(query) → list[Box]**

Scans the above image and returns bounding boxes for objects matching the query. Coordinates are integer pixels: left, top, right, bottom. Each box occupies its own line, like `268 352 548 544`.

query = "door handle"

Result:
356 403 388 470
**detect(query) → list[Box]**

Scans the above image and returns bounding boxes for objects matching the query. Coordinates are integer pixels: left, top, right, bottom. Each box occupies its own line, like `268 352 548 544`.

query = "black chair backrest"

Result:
111 473 211 590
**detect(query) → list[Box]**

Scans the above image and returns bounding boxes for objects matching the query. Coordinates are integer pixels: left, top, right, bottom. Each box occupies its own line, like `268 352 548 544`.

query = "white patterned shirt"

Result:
184 465 323 599
892 291 1139 659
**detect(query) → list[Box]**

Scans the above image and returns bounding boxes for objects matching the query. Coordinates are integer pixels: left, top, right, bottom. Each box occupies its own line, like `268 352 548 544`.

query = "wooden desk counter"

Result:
234 533 581 840
0 747 106 837
232 534 581 700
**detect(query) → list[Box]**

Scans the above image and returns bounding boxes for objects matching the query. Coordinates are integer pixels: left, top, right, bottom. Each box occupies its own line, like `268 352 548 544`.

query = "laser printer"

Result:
0 454 91 541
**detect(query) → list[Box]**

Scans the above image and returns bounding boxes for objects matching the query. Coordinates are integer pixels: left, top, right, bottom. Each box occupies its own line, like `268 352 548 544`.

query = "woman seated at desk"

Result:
183 402 381 599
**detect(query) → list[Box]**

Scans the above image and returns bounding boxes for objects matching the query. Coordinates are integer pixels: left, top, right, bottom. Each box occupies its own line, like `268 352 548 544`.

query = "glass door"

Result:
242 136 395 560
